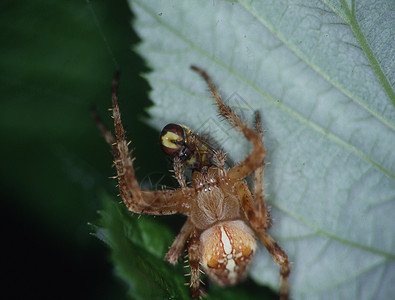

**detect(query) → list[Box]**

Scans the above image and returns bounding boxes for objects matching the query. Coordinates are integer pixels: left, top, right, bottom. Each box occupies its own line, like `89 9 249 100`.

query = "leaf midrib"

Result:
340 0 395 106
133 0 394 180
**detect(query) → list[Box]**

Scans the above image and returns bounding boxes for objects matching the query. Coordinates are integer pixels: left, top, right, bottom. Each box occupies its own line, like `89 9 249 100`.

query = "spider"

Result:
94 66 291 299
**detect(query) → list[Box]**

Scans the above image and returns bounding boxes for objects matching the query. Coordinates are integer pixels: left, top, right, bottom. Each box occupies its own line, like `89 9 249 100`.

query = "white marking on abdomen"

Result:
226 259 237 281
226 259 236 272
220 226 232 255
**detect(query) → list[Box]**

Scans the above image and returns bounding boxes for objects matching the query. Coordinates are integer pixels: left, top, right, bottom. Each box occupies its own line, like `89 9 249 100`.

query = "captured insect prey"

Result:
94 66 291 299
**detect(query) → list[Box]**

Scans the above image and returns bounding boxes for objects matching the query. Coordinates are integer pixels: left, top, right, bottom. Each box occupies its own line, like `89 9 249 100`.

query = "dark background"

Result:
1 1 170 298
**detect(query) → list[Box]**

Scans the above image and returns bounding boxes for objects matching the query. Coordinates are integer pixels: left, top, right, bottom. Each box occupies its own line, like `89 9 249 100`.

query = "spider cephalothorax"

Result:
95 66 291 299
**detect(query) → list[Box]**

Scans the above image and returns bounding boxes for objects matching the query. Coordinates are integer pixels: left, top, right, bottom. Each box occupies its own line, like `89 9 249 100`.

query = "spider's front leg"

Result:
166 157 196 263
190 65 265 181
93 73 192 215
191 66 268 222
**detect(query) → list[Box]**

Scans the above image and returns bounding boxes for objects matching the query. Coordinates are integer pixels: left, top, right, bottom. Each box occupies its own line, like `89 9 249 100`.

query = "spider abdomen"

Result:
200 220 257 286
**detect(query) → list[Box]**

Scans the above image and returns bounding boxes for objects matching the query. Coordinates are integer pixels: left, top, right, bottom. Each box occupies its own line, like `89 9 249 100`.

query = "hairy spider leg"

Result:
256 231 290 300
166 157 195 264
190 66 265 181
93 73 192 215
187 229 203 299
166 218 194 264
253 111 271 229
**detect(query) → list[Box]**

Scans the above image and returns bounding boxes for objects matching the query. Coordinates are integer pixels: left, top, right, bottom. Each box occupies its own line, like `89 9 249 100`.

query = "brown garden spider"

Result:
94 66 291 299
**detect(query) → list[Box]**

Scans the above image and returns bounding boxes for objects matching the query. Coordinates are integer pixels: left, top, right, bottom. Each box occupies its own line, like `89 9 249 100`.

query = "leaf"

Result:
95 194 190 300
123 0 394 299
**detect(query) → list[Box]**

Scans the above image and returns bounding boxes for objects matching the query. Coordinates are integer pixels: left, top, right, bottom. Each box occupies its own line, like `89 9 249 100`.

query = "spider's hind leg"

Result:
235 180 290 300
256 231 290 300
166 218 194 264
252 111 271 229
187 229 204 299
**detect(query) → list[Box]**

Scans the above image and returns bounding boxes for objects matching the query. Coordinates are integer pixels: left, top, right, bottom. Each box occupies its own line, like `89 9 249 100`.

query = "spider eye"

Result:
160 123 185 156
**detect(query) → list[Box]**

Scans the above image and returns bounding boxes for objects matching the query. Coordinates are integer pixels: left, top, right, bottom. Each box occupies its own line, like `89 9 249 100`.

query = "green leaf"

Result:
95 194 190 300
124 0 394 299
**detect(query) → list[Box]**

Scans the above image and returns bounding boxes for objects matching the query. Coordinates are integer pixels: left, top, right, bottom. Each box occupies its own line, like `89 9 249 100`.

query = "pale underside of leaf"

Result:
127 0 395 299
